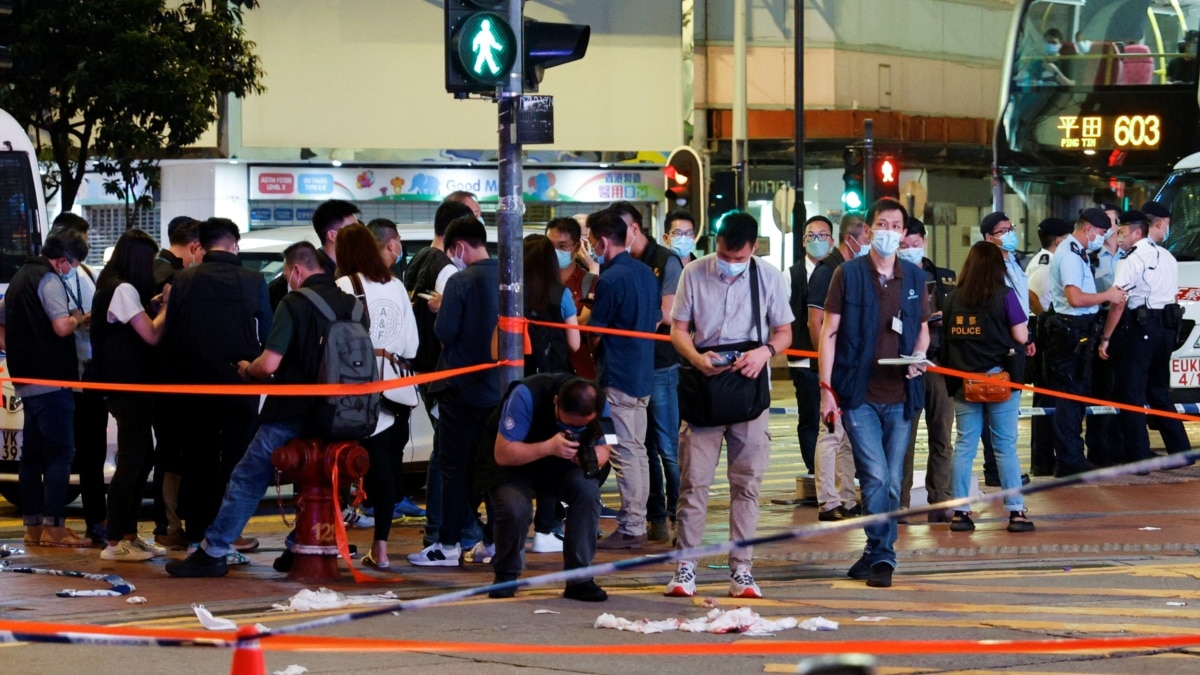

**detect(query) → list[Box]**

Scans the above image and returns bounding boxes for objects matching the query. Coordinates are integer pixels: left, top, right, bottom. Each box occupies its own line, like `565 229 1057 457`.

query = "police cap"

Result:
1036 217 1072 237
1141 200 1171 219
1078 207 1111 230
1118 209 1148 225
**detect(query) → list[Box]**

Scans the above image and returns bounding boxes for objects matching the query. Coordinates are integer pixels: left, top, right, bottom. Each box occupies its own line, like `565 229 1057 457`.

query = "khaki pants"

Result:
606 387 650 536
675 411 771 568
814 416 857 511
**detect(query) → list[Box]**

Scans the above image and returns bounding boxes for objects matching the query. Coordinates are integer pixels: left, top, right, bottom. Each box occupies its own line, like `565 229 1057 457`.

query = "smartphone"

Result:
711 350 741 367
417 292 434 300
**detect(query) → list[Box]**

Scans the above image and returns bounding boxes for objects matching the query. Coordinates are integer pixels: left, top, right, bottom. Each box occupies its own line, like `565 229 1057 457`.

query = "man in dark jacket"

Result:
267 200 354 309
161 218 272 547
167 241 361 577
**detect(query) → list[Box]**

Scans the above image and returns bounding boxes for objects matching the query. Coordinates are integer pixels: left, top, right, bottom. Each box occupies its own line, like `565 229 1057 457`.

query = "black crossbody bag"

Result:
678 260 772 427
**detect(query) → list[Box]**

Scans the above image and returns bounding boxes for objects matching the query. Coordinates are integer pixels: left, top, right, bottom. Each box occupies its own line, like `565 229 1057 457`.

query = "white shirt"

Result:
107 283 145 325
1024 247 1053 315
1113 238 1178 309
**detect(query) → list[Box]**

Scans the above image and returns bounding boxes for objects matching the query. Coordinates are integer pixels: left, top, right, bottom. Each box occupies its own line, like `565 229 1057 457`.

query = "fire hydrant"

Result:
271 438 369 583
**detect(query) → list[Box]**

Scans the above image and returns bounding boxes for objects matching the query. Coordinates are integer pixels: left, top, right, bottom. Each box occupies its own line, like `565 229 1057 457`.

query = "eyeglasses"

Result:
669 230 695 239
991 226 1015 236
803 232 831 242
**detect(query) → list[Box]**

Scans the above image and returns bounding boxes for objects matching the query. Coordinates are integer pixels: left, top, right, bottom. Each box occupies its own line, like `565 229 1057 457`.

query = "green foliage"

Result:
0 0 265 218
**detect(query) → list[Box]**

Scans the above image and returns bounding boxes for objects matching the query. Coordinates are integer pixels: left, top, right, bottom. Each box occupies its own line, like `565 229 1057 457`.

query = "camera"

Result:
564 427 602 479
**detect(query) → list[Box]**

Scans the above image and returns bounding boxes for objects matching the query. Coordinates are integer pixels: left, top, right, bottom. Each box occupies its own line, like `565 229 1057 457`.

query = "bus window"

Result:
0 152 41 286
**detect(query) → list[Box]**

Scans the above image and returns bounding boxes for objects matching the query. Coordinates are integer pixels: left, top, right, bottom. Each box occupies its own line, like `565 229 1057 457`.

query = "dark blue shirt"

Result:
589 251 661 397
433 258 501 406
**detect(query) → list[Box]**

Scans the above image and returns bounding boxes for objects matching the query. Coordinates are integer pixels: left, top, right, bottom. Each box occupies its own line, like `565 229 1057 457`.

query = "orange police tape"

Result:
3 617 1200 657
520 317 1200 424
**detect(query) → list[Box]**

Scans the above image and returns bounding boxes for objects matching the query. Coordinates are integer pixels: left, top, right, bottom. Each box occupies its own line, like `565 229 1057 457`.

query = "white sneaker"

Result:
729 564 762 599
464 541 495 564
131 537 167 558
406 542 461 567
664 560 697 597
530 531 564 553
342 506 375 529
100 539 153 562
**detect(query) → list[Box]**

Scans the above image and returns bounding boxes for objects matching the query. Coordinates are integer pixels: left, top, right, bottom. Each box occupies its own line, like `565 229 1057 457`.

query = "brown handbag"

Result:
962 371 1011 403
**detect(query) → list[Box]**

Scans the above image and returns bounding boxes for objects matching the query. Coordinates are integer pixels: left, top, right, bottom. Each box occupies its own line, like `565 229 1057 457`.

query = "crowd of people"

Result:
4 190 1188 601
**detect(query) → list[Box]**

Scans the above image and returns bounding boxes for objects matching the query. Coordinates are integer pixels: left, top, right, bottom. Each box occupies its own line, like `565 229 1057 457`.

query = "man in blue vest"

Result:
818 198 931 589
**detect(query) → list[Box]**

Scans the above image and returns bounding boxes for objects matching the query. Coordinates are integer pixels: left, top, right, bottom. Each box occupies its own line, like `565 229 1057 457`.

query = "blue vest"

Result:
830 255 925 420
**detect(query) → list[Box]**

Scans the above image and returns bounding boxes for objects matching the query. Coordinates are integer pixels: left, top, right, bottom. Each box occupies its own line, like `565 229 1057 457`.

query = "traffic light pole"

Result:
863 118 875 211
791 0 806 265
496 0 524 393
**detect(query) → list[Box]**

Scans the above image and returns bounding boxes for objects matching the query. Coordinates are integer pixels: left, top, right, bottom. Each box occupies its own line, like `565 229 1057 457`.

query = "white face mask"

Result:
847 235 869 258
897 247 924 266
450 245 467 271
871 229 902 258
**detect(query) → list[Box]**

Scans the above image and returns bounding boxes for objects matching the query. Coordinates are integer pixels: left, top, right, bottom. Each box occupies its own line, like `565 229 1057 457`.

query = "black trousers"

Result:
1045 325 1096 473
74 389 109 532
104 394 156 541
178 394 258 544
1113 314 1192 461
789 366 818 474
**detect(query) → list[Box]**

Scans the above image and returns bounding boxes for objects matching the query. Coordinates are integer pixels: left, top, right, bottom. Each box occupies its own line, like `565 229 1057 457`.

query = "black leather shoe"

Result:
818 506 848 521
488 576 518 599
866 562 893 588
166 548 228 578
847 556 871 580
1054 461 1098 478
843 504 862 518
563 580 608 602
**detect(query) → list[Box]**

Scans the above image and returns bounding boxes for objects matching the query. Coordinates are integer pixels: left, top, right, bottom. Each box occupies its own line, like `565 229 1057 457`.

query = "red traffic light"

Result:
664 165 689 185
878 157 898 185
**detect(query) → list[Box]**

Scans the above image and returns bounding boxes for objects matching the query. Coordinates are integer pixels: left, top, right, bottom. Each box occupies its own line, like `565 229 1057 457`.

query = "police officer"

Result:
1044 208 1126 477
1024 217 1072 476
1084 203 1125 467
1097 203 1192 463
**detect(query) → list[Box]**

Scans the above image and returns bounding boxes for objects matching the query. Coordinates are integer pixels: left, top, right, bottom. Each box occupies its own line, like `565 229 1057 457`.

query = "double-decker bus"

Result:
995 0 1200 396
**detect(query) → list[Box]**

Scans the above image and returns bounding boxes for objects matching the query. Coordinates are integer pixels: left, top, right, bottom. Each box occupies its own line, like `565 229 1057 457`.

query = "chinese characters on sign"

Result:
1057 114 1162 150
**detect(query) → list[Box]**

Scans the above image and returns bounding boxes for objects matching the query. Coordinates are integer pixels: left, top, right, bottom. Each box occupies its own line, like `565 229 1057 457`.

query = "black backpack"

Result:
298 288 380 439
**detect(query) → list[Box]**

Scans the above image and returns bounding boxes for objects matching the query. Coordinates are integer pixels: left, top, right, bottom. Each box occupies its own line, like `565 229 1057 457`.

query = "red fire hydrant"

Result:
271 438 369 583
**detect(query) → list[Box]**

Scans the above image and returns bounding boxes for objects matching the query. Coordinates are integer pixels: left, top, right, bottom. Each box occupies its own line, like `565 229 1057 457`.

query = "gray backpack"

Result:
298 288 380 439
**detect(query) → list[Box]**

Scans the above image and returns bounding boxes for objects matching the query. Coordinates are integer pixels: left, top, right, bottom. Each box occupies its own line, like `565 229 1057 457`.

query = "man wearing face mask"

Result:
153 216 204 292
1024 217 1073 477
1084 203 1124 468
1098 202 1191 464
409 216 501 566
819 198 930 589
608 201 684 544
586 209 661 551
785 215 834 476
1043 208 1126 478
160 218 273 550
807 212 868 522
897 218 956 523
547 217 598 380
1037 28 1075 86
662 210 698 264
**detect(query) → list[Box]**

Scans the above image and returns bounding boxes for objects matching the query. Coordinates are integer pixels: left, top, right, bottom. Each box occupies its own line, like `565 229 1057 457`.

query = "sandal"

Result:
949 511 975 532
1007 510 1035 533
362 551 390 570
39 526 92 548
24 525 43 546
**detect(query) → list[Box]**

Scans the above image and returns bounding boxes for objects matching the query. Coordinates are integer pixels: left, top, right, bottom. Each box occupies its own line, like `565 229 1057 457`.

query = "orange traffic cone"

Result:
229 625 265 675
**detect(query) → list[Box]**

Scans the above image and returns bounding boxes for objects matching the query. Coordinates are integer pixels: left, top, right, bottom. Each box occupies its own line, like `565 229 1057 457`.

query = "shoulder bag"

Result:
349 274 420 408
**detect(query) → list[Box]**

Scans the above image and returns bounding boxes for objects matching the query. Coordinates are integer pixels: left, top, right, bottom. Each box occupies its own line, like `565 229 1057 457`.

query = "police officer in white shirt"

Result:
1044 208 1126 476
1097 202 1192 463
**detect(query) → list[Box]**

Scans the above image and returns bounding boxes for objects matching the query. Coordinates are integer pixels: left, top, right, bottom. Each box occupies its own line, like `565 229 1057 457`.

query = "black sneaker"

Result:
817 506 848 522
847 556 871 580
1007 510 1036 533
949 511 975 532
866 562 893 588
488 576 518 599
843 504 862 518
563 580 608 602
273 549 295 573
165 547 228 578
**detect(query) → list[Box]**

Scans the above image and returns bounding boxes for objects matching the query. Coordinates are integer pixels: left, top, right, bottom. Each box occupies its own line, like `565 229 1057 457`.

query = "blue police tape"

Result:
247 447 1200 643
768 404 1200 418
0 560 135 597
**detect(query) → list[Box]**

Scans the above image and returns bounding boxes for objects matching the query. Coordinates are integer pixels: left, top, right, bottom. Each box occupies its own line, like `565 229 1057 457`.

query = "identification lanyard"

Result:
58 273 83 312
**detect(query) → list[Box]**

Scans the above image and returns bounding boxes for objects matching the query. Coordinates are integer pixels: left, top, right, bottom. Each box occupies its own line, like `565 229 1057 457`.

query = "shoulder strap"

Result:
298 286 361 323
750 258 763 345
348 274 368 315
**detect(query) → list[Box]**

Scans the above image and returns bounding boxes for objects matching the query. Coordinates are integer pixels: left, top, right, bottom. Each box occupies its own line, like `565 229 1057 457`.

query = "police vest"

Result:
942 285 1017 375
6 257 77 383
476 372 576 491
829 255 925 420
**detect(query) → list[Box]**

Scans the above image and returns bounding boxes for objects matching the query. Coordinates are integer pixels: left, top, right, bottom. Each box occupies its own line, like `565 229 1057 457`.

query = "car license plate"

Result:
1 429 20 461
1171 358 1200 388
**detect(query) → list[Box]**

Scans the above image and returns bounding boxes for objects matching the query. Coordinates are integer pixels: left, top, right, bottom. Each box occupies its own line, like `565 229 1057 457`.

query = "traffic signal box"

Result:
445 0 518 97
842 147 865 211
873 155 900 202
445 1 590 97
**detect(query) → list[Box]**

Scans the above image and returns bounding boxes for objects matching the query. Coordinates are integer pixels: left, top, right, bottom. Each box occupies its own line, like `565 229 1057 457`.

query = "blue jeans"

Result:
842 402 910 569
952 388 1024 512
645 366 680 523
202 420 306 557
19 389 76 526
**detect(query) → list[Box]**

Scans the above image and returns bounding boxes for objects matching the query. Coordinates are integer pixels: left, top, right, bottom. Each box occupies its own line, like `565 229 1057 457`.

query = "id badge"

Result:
891 315 904 335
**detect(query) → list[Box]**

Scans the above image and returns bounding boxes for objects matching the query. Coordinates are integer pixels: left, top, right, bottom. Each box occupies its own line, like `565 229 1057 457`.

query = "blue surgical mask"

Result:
717 258 748 278
1044 42 1061 56
1087 231 1103 253
871 229 902 258
556 249 574 269
897 247 924 266
805 238 831 260
669 235 695 259
999 230 1019 252
847 236 869 258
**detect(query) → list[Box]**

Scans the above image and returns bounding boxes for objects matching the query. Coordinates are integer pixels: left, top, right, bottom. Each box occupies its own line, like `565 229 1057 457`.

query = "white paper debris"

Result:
855 616 890 622
594 607 803 635
193 604 237 630
533 609 560 615
271 588 399 612
273 666 308 675
1167 601 1187 607
797 617 838 632
125 596 147 604
1139 527 1162 531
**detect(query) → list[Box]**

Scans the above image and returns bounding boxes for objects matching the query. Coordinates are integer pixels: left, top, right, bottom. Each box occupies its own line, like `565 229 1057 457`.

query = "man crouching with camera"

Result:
479 373 614 601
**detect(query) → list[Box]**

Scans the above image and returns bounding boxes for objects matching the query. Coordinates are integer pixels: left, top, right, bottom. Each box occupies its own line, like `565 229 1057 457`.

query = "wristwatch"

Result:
765 344 776 356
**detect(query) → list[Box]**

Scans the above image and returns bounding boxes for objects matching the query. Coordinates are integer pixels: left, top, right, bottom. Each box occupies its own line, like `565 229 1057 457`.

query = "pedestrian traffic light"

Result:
665 146 703 211
842 147 865 211
444 0 518 97
522 19 590 92
873 155 900 201
709 170 738 230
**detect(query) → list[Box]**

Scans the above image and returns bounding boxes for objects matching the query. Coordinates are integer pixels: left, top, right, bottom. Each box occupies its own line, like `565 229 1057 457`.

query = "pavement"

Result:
4 390 1200 673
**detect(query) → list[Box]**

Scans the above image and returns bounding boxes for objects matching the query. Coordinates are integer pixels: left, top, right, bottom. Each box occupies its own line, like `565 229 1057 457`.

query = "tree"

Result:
0 0 265 218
